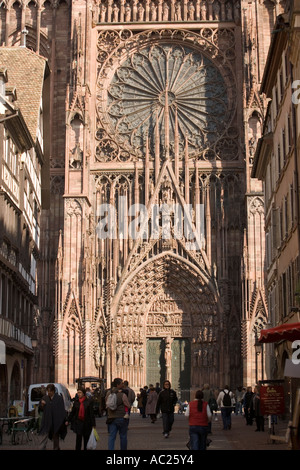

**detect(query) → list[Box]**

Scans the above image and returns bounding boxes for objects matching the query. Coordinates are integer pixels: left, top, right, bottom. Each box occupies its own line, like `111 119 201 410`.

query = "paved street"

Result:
0 411 290 453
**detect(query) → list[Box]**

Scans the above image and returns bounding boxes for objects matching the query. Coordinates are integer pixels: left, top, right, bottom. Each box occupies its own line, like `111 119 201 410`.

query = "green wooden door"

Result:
146 338 165 386
171 338 191 398
147 338 191 395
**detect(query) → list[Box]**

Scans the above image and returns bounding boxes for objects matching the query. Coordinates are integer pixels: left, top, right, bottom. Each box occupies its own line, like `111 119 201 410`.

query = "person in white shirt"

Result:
217 386 234 430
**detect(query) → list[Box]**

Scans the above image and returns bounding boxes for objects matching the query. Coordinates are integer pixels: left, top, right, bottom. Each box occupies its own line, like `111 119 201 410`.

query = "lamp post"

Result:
31 336 38 349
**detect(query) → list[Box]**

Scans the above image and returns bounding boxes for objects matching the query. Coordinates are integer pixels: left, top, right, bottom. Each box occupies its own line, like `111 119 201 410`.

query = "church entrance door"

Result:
146 337 191 398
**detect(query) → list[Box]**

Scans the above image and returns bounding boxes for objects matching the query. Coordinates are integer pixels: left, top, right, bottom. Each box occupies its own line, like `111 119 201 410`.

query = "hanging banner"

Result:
260 385 285 415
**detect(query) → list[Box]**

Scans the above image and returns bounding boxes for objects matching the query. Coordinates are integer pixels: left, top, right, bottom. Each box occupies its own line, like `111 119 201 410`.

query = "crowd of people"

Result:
36 381 265 451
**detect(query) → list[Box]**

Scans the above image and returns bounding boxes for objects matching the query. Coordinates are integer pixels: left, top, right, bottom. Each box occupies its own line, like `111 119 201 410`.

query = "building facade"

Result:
0 46 48 414
253 2 300 382
0 0 289 400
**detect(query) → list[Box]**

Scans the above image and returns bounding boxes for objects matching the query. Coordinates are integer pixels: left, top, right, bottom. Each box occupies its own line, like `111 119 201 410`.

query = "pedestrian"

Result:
212 388 220 421
137 388 144 416
146 385 158 423
252 386 264 432
123 380 136 415
235 386 244 415
155 382 162 394
142 386 148 415
38 383 67 450
65 386 96 450
202 384 214 434
217 385 234 430
244 386 254 425
106 378 131 450
138 387 147 418
156 380 178 438
185 390 212 450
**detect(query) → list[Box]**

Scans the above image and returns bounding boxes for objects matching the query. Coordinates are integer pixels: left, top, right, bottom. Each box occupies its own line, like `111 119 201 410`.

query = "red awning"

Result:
259 322 300 343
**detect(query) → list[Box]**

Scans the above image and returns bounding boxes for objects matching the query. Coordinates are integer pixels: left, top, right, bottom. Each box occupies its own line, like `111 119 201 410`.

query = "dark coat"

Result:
156 388 177 414
244 391 254 408
67 397 96 437
39 394 67 438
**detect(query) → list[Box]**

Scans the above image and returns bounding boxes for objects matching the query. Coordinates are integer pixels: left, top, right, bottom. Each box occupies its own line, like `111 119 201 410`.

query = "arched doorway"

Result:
145 288 193 397
110 252 223 394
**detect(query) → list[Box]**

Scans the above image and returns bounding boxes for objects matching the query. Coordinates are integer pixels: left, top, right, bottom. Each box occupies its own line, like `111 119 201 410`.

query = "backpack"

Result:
223 390 231 407
208 397 218 412
106 392 117 411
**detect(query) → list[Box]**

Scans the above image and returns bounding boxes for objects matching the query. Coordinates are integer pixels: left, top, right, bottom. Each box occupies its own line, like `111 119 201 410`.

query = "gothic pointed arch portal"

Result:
110 252 223 394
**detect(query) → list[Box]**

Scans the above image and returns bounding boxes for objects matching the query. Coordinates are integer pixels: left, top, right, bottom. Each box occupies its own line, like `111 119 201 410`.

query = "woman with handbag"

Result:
185 390 212 450
65 387 96 450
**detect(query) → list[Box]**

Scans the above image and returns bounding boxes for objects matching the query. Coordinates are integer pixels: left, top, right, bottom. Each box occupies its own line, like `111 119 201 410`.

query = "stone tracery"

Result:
96 27 238 162
106 43 229 158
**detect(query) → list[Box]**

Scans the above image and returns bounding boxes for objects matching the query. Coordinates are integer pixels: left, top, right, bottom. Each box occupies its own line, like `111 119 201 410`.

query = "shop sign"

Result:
260 385 285 415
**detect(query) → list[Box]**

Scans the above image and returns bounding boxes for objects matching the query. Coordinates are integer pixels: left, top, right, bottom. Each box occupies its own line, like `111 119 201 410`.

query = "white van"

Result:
27 383 72 414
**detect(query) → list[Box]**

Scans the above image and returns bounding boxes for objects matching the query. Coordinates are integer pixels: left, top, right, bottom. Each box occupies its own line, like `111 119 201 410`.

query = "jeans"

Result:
108 418 128 450
221 407 232 430
235 402 243 415
162 412 174 434
189 425 209 450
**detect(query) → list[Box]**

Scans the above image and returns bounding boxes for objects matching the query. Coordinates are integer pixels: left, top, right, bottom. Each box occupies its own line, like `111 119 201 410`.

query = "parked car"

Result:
27 383 72 414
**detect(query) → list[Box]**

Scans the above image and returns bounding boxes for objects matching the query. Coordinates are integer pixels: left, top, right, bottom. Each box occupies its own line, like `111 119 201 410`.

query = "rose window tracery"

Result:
97 41 235 161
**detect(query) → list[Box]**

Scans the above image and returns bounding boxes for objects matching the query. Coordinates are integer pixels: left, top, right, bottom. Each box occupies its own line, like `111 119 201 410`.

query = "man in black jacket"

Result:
38 383 67 450
156 380 177 438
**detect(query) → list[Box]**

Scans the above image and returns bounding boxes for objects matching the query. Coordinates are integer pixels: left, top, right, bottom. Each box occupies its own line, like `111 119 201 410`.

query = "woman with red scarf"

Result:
66 387 96 450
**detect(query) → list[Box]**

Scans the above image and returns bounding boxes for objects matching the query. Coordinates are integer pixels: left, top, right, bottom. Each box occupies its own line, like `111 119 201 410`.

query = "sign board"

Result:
260 385 285 415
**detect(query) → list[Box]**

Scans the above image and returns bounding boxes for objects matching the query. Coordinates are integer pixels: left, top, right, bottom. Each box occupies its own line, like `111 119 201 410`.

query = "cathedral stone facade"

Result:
0 0 287 396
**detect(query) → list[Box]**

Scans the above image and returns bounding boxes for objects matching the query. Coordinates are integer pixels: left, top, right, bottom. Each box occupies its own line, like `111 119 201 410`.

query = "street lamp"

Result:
31 335 38 349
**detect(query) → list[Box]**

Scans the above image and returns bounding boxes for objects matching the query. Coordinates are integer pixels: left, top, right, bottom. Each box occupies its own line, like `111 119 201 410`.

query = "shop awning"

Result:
259 322 300 343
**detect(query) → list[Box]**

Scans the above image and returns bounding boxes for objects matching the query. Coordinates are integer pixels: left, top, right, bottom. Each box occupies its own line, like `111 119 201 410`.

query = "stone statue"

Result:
150 1 157 20
100 3 106 22
162 1 169 21
175 1 182 20
138 2 145 20
125 2 131 21
113 3 119 22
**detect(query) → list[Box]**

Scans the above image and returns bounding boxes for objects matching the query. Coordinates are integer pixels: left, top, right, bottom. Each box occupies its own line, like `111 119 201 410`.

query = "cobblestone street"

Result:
0 411 290 452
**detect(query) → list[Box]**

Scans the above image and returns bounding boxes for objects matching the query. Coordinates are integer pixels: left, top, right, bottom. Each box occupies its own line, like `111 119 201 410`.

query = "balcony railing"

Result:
0 316 33 349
